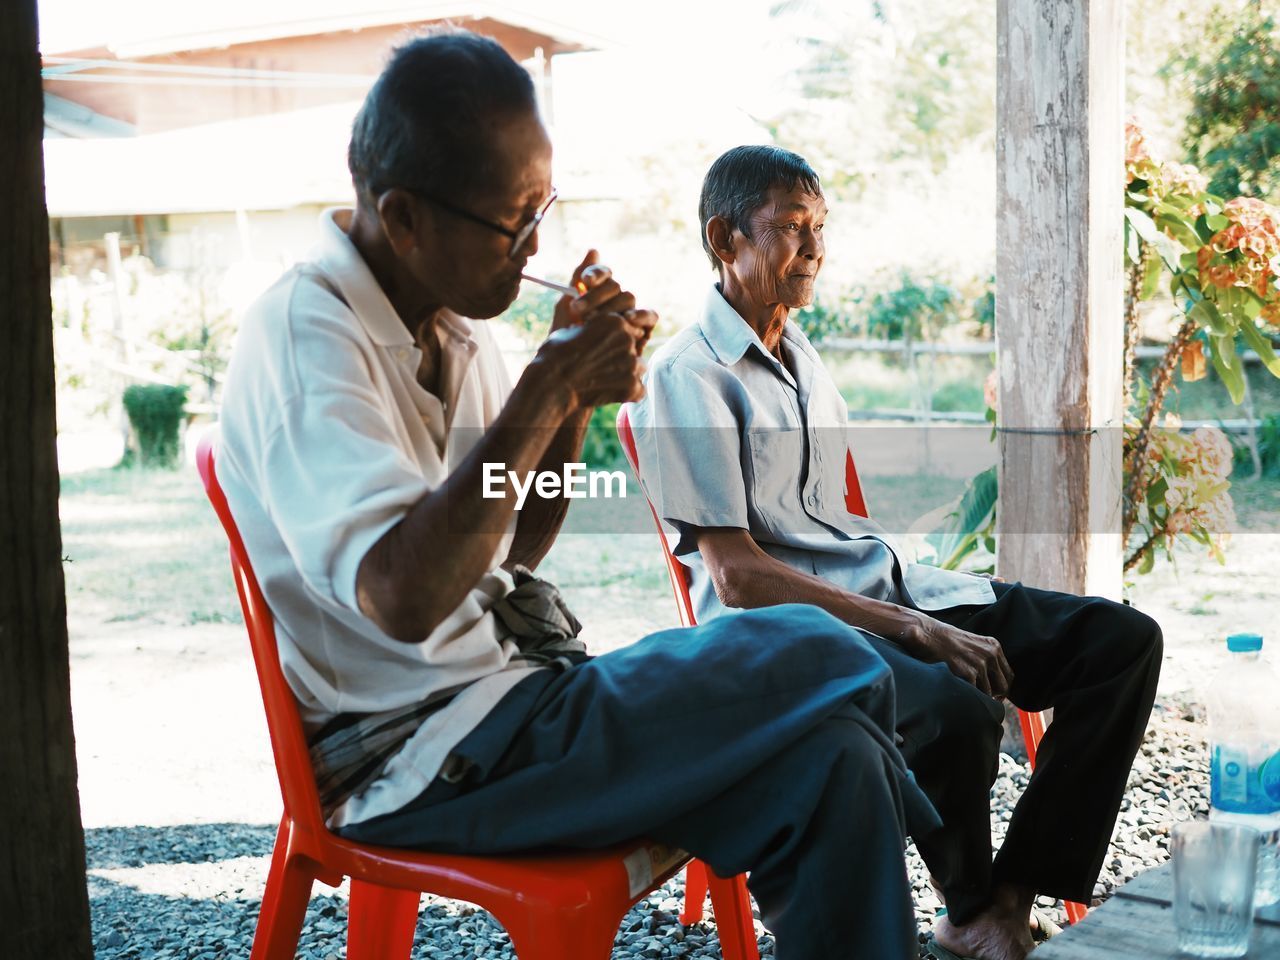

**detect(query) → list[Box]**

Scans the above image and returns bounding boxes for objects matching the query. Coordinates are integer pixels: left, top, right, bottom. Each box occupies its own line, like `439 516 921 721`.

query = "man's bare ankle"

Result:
990 881 1036 918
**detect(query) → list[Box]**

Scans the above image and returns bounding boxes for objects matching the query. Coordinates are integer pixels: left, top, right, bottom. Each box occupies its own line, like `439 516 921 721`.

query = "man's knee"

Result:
732 603 891 678
916 679 1003 772
771 603 888 655
1087 600 1164 677
1127 606 1164 659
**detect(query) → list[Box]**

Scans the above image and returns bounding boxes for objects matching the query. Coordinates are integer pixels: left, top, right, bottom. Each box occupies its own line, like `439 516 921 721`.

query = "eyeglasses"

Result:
414 188 557 259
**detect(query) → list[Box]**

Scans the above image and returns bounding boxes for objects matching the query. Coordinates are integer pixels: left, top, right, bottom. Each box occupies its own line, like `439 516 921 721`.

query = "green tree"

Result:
1179 5 1280 200
765 0 995 198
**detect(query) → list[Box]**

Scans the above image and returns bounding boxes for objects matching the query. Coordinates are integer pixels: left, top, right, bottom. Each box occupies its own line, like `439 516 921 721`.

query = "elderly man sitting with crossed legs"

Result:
629 144 1163 960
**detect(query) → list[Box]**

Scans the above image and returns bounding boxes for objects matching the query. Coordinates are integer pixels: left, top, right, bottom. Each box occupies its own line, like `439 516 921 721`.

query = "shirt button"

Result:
396 348 409 361
808 493 818 506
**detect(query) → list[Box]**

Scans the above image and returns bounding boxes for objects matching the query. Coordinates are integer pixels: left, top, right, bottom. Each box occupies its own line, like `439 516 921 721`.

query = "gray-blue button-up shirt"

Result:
629 284 994 624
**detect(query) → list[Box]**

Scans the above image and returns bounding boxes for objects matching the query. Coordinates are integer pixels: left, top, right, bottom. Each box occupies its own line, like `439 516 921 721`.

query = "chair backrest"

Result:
196 430 327 835
842 448 869 518
616 406 698 627
616 405 871 629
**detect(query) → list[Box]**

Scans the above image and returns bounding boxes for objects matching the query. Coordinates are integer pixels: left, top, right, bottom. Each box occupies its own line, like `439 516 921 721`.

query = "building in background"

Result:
42 4 607 276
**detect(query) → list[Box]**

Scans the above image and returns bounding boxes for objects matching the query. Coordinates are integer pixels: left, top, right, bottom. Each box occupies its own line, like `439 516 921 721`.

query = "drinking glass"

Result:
1172 820 1261 958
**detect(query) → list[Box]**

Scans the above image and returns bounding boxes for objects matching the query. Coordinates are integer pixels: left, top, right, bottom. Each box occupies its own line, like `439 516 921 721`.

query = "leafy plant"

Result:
971 275 996 331
924 465 997 574
1255 412 1280 477
939 123 1280 576
121 384 188 468
1125 415 1236 573
503 286 559 345
864 272 959 342
1121 119 1280 571
582 403 626 472
794 289 857 343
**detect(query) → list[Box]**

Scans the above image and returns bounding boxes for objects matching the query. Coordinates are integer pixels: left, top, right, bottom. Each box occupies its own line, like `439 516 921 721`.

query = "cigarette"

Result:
521 273 588 297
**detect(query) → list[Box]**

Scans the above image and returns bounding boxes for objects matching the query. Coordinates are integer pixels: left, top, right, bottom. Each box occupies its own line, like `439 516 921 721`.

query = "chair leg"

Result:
347 880 419 960
706 871 760 960
1065 899 1088 924
250 820 317 960
1016 711 1088 924
680 858 709 924
1017 708 1046 768
503 905 620 960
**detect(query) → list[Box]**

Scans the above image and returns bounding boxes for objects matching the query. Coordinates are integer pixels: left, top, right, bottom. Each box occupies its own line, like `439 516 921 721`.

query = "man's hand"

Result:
550 250 657 355
533 252 659 411
898 611 1014 699
534 308 646 410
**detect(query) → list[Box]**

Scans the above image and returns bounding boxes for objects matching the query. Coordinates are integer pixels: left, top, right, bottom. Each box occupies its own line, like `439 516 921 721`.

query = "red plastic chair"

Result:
614 406 1087 925
196 430 760 960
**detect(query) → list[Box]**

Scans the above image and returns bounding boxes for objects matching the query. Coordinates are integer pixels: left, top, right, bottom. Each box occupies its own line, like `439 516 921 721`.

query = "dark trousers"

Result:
340 604 933 960
879 580 1163 924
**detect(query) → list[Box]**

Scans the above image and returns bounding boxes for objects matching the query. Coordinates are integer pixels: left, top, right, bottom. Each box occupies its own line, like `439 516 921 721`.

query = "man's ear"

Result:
706 216 737 268
376 188 424 257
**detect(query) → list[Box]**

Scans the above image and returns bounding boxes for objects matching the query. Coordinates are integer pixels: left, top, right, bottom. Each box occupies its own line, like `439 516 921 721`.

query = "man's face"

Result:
729 183 826 310
413 109 553 319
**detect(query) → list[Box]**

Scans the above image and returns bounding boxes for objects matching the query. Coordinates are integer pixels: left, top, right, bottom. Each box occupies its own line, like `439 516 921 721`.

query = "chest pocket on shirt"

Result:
746 428 807 541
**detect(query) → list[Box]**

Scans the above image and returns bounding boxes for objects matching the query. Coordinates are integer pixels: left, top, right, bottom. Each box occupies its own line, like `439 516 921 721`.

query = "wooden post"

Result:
996 0 1125 598
0 2 94 956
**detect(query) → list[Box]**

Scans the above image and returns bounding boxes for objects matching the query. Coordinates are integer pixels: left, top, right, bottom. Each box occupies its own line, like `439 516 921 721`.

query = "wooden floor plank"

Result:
1115 861 1280 926
1035 863 1280 959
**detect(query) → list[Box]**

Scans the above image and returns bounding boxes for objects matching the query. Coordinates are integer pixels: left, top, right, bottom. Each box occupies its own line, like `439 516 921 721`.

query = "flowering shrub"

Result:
1126 122 1211 202
1127 415 1236 572
1120 119 1280 573
902 120 1274 578
1125 121 1280 404
1196 198 1280 314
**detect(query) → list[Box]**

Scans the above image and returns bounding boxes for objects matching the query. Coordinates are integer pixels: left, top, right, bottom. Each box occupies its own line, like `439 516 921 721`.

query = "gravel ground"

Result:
85 696 1209 960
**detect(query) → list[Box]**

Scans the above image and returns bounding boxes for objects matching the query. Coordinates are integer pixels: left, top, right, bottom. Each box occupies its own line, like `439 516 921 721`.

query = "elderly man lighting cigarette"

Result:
217 29 940 960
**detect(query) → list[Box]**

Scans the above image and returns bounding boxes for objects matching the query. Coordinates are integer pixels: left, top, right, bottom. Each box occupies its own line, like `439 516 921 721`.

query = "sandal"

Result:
923 932 977 960
1029 906 1063 942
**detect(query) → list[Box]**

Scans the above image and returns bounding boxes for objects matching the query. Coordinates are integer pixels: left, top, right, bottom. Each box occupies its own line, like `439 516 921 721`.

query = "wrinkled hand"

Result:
899 612 1014 699
535 309 645 410
550 250 657 355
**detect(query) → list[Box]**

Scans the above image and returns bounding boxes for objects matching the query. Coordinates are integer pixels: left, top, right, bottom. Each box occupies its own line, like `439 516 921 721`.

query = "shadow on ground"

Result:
85 823 751 959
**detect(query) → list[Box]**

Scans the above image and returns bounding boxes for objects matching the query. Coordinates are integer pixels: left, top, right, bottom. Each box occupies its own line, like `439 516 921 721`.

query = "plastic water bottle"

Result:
1207 632 1280 907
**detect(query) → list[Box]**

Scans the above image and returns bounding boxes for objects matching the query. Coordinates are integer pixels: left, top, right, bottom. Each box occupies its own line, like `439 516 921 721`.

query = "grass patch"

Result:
61 466 240 628
1150 359 1280 422
820 348 1280 422
823 351 993 415
1225 470 1280 533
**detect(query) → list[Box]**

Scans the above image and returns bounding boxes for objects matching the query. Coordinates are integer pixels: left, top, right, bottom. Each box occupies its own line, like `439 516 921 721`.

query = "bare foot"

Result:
932 882 1037 960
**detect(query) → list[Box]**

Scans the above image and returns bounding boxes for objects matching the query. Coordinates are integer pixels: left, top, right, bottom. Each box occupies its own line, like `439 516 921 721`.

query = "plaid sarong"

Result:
308 566 583 816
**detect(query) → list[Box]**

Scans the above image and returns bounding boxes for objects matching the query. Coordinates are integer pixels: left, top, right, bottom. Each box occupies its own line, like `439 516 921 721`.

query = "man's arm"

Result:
695 527 1014 698
356 310 643 644
502 407 590 571
503 255 658 572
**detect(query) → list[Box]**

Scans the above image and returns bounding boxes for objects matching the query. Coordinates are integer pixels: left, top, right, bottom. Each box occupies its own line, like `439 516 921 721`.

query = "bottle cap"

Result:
1227 633 1263 653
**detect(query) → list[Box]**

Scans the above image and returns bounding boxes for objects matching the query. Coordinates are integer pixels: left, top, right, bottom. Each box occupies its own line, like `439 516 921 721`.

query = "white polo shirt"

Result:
218 208 544 827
